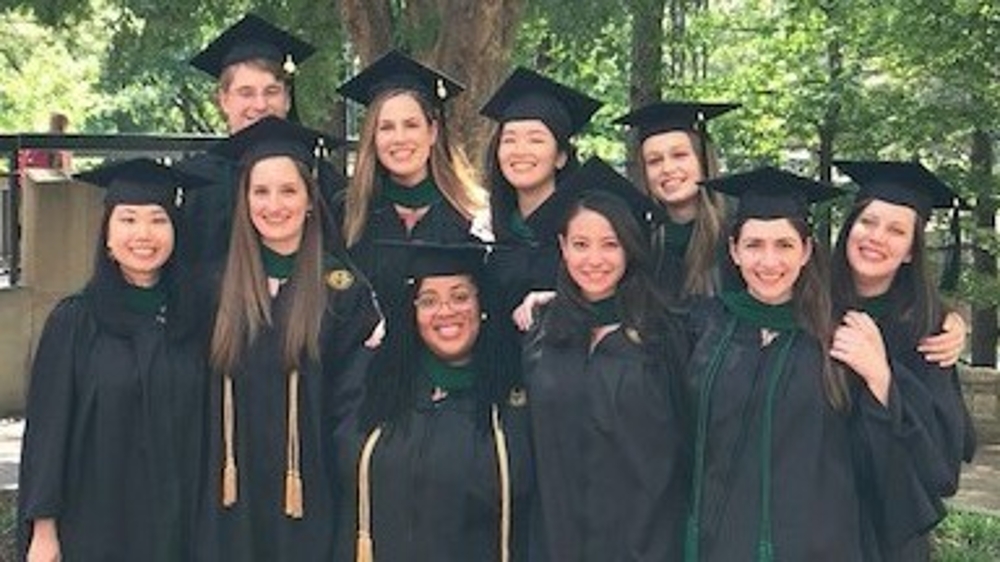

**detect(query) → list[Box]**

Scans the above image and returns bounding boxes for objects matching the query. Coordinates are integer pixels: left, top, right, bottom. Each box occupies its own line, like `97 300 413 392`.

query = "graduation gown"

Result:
334 381 533 562
683 297 935 562
177 151 347 267
18 280 207 561
649 218 739 306
198 258 379 562
343 195 477 316
524 313 688 562
487 189 572 319
854 308 972 561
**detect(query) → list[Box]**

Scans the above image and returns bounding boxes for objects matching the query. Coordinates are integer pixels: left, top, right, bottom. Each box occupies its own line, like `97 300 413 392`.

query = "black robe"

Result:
197 259 379 562
342 195 477 317
333 382 533 562
649 217 740 307
856 308 973 561
18 281 207 561
177 151 347 268
524 315 688 562
487 189 572 320
683 298 933 561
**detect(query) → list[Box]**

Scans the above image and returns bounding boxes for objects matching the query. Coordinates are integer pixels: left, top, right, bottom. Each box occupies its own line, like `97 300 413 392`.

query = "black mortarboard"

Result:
376 239 492 283
479 67 602 143
76 157 209 210
337 49 465 107
833 160 959 220
190 13 316 79
613 101 740 143
702 166 843 221
210 115 339 169
561 156 664 225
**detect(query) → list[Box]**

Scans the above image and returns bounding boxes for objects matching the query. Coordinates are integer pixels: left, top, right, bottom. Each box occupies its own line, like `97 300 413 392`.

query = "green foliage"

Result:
932 509 1000 561
0 8 106 132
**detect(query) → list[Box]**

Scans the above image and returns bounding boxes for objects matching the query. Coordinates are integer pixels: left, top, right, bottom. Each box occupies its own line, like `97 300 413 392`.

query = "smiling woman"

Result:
18 158 209 561
335 50 488 321
332 241 532 562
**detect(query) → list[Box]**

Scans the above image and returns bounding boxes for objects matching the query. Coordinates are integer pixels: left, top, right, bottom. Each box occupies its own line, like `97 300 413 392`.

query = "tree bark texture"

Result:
970 127 997 367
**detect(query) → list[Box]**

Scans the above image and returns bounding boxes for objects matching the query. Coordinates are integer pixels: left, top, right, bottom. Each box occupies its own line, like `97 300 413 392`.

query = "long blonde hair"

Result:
342 89 485 247
210 158 326 376
644 130 728 297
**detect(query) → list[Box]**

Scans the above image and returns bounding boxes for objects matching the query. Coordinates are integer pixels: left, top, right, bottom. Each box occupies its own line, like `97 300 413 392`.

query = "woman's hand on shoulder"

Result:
364 317 386 349
512 291 557 332
917 310 966 368
830 310 891 405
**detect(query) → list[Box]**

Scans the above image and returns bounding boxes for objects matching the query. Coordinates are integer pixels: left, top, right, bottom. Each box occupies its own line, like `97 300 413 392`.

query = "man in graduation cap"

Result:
180 13 348 269
830 159 974 562
19 158 210 562
614 101 740 304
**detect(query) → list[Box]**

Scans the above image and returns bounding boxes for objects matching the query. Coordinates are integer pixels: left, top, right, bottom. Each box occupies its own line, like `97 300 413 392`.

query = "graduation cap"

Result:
210 115 339 169
337 49 465 107
479 67 602 143
834 160 965 291
561 156 664 225
613 101 740 143
702 166 843 221
190 13 316 79
376 239 492 284
833 160 961 220
76 157 210 211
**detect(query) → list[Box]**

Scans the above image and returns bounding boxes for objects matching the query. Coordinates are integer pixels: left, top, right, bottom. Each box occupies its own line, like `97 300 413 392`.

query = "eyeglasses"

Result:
414 288 477 313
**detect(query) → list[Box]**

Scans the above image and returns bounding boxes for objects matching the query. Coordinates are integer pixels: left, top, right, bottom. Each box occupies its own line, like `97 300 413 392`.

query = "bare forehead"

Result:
859 198 918 225
640 130 695 153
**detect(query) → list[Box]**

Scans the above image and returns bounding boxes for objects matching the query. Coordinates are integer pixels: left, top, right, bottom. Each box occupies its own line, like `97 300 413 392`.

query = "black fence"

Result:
0 133 224 287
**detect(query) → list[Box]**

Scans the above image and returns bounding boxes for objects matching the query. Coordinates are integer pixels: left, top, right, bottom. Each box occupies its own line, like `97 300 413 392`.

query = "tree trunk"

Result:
338 0 394 64
624 0 667 184
970 127 997 366
815 6 842 249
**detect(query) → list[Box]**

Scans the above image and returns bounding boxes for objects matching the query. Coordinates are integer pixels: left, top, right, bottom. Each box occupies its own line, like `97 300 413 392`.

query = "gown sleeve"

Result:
18 298 90 531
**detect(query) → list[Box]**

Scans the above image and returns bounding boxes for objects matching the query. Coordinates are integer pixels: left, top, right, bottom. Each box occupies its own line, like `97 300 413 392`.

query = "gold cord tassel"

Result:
222 374 237 507
357 426 383 562
285 369 304 518
491 405 511 562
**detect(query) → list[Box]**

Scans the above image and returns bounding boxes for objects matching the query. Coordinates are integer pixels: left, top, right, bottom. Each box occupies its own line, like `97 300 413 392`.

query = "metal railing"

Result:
0 133 224 287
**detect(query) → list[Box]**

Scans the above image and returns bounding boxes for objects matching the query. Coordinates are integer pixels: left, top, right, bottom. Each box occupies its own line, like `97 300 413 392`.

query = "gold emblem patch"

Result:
326 269 354 290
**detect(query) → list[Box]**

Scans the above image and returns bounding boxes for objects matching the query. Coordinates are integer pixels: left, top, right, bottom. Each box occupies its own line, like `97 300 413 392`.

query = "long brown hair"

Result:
342 89 486 247
731 216 850 410
642 130 728 297
210 158 326 375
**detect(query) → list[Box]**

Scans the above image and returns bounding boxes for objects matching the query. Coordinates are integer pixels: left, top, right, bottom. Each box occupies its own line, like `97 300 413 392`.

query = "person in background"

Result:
831 160 975 561
334 241 532 561
335 49 489 319
199 116 379 561
181 13 346 267
18 112 72 173
18 158 209 562
613 102 739 305
479 67 602 330
524 157 690 561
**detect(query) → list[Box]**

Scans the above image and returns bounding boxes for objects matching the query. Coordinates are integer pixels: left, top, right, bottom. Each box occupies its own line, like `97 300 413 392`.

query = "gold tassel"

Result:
284 470 304 519
356 530 374 562
222 374 237 507
285 369 304 519
357 427 383 562
492 405 511 562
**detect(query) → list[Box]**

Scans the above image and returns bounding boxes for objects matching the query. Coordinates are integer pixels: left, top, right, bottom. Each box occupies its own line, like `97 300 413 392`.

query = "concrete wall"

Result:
0 170 101 415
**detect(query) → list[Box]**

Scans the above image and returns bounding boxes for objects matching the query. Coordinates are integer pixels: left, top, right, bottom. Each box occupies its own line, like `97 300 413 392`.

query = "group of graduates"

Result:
16 12 976 562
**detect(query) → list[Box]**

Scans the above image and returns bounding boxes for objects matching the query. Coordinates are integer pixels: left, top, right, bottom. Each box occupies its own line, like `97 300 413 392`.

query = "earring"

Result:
480 311 488 321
